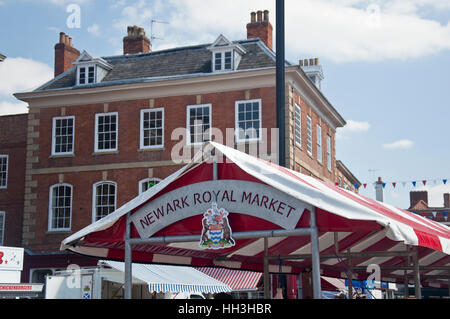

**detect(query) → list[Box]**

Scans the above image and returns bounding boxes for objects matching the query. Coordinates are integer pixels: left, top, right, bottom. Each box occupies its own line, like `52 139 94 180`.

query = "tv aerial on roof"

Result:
150 19 169 49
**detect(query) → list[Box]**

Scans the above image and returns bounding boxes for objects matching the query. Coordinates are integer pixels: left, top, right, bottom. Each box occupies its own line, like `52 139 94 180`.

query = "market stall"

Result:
61 142 450 299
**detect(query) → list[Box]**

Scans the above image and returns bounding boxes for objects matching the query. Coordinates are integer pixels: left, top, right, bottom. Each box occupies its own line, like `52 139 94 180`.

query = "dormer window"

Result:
208 35 246 73
78 65 96 85
214 51 233 72
74 50 113 86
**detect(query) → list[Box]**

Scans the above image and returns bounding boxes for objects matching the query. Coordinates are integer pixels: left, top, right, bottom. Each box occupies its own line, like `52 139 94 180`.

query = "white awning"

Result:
99 261 231 294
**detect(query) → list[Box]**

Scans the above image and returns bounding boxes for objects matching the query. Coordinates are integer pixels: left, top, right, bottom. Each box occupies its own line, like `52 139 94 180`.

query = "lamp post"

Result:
276 0 286 168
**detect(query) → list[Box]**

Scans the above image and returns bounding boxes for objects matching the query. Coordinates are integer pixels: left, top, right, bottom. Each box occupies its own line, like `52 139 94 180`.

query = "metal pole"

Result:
276 0 286 167
310 208 322 299
413 247 422 299
404 246 410 299
347 249 353 299
124 213 132 299
264 237 270 299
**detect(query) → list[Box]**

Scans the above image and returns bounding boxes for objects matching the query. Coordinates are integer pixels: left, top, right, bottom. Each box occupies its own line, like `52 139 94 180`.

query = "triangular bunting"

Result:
423 180 427 186
392 182 396 188
412 181 417 187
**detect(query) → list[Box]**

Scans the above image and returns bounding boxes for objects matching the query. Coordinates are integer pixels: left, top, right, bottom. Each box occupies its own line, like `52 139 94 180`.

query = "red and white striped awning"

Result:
196 267 262 291
61 142 450 288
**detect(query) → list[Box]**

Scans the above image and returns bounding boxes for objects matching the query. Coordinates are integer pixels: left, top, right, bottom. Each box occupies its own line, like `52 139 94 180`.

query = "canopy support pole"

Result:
413 246 422 299
124 212 133 300
347 248 353 299
310 208 322 299
264 237 270 299
404 246 410 299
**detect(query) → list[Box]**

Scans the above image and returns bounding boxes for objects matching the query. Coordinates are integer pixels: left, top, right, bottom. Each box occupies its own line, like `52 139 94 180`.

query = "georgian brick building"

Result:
14 10 347 284
0 114 27 248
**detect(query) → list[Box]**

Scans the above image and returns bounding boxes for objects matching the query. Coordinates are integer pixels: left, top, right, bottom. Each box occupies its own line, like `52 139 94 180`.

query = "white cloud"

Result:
341 120 371 132
0 57 52 116
336 119 370 139
0 101 28 116
382 139 414 150
87 24 100 36
0 57 53 96
123 0 450 62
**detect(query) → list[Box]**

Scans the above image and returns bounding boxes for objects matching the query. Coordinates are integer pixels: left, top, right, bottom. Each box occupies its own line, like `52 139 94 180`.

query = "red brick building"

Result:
14 10 347 285
0 114 27 248
408 191 450 225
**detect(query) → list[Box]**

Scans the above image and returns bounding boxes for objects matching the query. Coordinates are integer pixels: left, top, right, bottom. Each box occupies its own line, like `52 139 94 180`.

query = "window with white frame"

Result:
317 124 322 163
306 115 313 156
48 184 72 231
93 182 116 222
95 113 118 152
78 65 96 85
139 178 162 194
52 116 75 155
0 155 8 189
214 51 233 72
295 104 302 147
187 104 211 145
235 99 262 142
327 135 332 171
0 211 4 246
140 108 164 149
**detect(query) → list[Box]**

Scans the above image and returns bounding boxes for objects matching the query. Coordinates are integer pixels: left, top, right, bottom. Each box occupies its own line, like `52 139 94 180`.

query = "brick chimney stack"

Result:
123 25 151 55
410 191 429 209
247 10 273 51
444 193 450 208
54 32 80 77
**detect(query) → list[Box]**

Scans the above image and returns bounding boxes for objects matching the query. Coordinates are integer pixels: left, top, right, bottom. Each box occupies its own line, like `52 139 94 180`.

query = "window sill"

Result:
92 151 119 156
46 230 72 235
138 147 165 152
49 154 75 159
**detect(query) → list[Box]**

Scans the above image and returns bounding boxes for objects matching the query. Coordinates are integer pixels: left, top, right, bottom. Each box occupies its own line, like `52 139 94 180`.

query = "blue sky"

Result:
0 0 449 210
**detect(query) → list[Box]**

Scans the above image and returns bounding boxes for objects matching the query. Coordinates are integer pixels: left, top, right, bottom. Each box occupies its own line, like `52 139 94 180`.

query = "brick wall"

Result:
0 114 27 247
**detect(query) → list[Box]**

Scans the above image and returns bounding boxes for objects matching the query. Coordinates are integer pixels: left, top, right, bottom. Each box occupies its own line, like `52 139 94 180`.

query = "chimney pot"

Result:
246 10 273 51
257 10 263 22
299 60 303 67
309 58 315 66
59 32 66 44
304 59 309 66
315 58 319 65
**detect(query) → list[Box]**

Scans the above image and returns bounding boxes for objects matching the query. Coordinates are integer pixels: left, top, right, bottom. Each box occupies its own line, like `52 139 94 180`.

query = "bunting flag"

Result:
432 211 437 218
339 178 449 192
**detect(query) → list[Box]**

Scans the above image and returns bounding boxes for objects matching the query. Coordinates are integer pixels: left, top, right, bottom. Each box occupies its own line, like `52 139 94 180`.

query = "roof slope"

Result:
39 40 276 91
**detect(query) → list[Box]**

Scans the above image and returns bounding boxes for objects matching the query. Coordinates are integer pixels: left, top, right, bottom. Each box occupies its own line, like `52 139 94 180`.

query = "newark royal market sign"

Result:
131 180 312 246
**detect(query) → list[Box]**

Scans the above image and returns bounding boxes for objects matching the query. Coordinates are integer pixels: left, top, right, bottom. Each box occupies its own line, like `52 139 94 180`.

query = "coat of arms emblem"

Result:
199 203 235 249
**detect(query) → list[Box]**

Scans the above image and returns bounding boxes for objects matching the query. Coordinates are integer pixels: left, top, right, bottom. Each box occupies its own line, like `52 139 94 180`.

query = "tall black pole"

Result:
276 0 286 167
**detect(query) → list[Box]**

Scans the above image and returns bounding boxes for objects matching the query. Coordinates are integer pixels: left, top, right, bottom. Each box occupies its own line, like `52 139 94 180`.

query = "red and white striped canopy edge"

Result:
61 142 450 288
196 267 262 291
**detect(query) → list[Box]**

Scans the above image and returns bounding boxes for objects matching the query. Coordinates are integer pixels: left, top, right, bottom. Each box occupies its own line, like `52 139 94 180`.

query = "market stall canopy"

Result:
62 142 450 287
195 267 262 291
99 260 231 294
